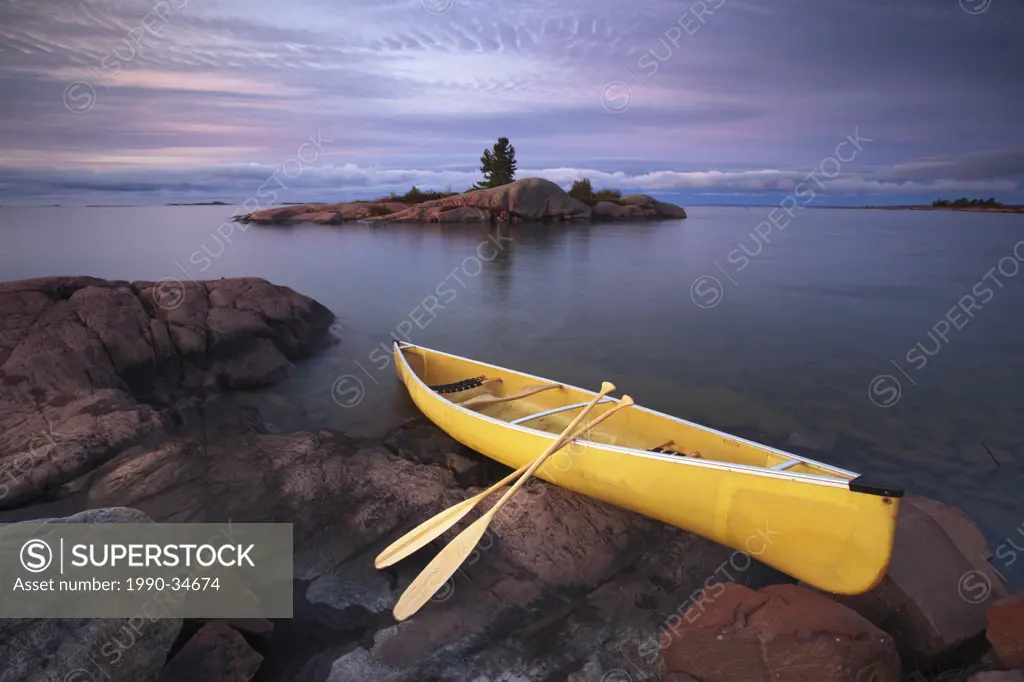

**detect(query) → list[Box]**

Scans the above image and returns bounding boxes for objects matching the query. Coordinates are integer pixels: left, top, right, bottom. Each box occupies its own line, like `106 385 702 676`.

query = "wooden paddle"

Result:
392 387 635 621
376 394 617 570
374 464 528 569
375 391 622 570
457 382 562 409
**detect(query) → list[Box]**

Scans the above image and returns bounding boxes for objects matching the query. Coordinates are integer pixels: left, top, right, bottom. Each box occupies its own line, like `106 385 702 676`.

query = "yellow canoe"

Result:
393 341 901 595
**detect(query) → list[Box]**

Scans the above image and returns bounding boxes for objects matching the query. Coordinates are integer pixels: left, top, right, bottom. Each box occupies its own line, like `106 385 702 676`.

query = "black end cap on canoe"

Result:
848 475 904 498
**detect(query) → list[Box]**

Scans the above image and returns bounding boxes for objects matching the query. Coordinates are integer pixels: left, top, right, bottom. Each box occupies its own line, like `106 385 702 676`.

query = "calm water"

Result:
3 206 1023 585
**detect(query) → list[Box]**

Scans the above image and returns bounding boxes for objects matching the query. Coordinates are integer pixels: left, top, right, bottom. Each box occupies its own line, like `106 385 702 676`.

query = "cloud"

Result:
879 149 1024 183
1 147 1019 205
0 0 1021 203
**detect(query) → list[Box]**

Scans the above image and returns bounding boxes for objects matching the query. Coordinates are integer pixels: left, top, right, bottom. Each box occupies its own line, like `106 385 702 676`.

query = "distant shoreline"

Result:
811 205 1024 214
79 201 230 207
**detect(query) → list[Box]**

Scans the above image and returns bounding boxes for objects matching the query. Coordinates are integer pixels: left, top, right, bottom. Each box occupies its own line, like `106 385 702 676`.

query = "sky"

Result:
0 0 1022 206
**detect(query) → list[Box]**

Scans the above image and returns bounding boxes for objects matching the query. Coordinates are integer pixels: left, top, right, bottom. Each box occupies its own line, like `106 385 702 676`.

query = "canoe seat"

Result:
430 375 503 394
430 375 485 393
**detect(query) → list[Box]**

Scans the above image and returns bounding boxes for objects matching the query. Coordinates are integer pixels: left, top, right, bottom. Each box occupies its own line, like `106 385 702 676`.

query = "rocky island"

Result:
0 276 1020 682
234 177 687 226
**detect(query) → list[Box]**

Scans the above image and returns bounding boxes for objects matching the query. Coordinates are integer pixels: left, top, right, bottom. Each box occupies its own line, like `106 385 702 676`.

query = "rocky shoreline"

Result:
0 276 1020 682
234 178 687 226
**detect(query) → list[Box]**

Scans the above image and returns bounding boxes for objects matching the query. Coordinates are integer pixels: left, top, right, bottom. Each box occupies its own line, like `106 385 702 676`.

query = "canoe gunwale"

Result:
394 342 861 490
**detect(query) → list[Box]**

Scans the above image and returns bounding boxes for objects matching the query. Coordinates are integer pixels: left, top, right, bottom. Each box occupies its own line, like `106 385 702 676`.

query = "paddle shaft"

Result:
482 398 632 521
372 387 618 569
460 395 625 507
391 382 616 620
374 396 625 569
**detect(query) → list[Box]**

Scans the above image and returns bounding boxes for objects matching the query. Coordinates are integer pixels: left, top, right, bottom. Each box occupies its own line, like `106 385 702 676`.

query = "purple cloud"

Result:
0 0 1020 204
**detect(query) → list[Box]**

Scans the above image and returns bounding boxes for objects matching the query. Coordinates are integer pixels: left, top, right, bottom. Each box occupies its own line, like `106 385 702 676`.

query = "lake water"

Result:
2 205 1023 586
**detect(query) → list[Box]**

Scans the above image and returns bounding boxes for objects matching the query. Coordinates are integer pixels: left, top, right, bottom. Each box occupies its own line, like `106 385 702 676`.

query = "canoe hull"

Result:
394 343 898 595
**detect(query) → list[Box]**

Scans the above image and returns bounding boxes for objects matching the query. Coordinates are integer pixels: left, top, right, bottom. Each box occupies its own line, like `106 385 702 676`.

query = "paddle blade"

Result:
375 495 481 569
392 513 490 621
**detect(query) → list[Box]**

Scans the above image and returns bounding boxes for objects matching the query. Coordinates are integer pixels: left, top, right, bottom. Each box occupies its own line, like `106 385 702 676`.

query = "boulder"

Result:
192 618 274 644
158 621 263 682
0 277 334 509
811 495 1008 664
968 672 1024 682
432 206 493 223
0 508 182 682
378 177 593 224
592 201 653 220
620 194 688 219
0 276 333 398
381 417 489 486
452 176 593 222
386 205 493 223
222 618 274 640
660 583 900 682
988 594 1024 668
